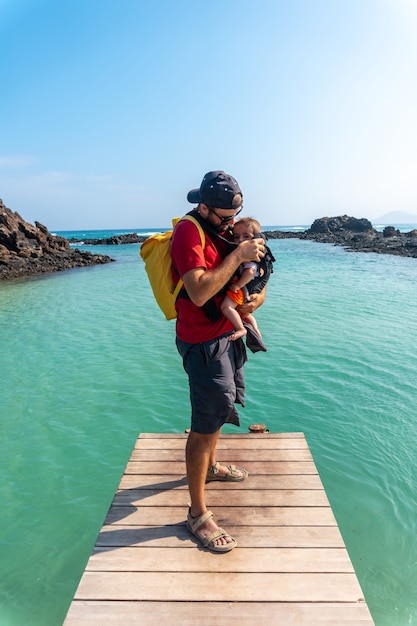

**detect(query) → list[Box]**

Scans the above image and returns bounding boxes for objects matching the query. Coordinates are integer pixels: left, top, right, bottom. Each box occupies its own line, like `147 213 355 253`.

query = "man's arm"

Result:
182 238 265 308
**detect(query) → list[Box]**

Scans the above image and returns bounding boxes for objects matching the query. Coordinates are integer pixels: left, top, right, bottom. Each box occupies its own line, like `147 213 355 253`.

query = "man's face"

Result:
204 206 243 232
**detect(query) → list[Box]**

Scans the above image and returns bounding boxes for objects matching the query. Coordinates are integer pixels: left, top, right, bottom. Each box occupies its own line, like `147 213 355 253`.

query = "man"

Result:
170 171 265 552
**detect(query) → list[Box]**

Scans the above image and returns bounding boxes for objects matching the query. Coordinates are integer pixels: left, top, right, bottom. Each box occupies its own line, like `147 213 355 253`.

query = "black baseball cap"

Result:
187 170 243 209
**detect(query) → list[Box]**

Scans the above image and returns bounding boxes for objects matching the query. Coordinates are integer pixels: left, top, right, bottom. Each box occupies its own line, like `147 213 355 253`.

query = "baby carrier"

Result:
239 233 276 301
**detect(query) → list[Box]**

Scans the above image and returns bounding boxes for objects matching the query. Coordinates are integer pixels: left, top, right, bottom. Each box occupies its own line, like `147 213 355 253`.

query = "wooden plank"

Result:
86 546 354 572
129 448 314 461
73 571 365 602
123 460 318 474
103 505 338 526
64 433 374 625
110 488 330 507
64 601 374 626
137 432 306 439
118 473 323 490
134 436 310 449
95 524 346 548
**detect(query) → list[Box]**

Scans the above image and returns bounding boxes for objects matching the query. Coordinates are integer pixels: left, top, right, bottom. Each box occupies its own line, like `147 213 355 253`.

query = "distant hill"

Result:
373 211 417 224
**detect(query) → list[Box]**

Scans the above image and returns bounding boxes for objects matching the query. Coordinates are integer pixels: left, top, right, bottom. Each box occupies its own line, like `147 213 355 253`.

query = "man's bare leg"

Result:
208 428 221 469
186 430 234 547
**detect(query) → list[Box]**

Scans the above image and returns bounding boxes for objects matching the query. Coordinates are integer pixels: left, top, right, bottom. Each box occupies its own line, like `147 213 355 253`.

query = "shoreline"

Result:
68 215 417 259
0 200 115 281
2 205 417 282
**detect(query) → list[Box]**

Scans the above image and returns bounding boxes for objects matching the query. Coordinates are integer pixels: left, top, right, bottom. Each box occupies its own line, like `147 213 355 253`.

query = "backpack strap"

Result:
171 214 206 301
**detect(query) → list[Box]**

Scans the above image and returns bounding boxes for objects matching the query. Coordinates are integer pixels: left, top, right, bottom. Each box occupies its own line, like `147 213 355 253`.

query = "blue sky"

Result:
1 0 417 229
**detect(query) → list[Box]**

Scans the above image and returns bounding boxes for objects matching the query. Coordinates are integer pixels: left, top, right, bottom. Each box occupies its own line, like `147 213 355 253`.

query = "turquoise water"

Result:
1 230 417 625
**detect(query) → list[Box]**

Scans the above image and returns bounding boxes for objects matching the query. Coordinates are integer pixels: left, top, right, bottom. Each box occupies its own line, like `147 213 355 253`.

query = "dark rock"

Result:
0 199 115 281
383 226 400 237
69 233 146 245
265 215 417 258
309 215 373 234
264 229 300 239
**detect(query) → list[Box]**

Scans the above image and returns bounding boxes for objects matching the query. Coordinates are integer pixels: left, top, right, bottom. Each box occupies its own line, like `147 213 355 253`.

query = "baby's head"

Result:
233 217 262 243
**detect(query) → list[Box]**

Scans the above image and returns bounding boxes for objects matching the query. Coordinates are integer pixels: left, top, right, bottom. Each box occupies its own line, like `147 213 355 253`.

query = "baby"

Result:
221 217 264 342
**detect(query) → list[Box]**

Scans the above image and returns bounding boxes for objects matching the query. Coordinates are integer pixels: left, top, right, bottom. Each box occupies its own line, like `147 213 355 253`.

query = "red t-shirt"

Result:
170 216 234 343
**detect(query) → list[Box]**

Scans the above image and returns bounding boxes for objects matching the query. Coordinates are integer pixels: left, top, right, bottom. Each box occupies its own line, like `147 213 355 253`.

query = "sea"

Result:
1 222 417 626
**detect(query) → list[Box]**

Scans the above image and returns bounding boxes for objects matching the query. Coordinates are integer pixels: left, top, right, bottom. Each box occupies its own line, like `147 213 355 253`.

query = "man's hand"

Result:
238 287 266 316
236 237 265 264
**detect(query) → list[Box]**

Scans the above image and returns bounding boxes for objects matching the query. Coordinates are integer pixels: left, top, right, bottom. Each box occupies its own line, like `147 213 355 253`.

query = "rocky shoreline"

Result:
2 203 416 282
265 215 417 258
0 200 114 281
69 214 417 258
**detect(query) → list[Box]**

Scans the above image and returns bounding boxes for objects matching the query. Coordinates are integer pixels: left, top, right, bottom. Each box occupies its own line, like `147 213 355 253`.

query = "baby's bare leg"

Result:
221 295 247 340
244 313 262 338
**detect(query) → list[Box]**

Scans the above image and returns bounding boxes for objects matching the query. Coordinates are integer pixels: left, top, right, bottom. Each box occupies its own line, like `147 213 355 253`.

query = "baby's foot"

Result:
229 328 247 341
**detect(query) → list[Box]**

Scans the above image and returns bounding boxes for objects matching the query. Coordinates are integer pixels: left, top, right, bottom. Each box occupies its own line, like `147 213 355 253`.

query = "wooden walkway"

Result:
64 432 375 625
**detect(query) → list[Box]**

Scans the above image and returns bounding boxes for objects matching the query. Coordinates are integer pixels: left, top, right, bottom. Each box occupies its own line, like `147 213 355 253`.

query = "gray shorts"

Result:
176 333 247 434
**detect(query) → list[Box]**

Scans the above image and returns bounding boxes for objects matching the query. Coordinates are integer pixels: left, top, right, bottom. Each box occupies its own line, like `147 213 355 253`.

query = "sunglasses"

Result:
208 206 242 225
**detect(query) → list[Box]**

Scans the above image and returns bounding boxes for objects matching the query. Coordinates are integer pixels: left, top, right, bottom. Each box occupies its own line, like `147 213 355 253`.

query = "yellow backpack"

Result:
140 215 206 320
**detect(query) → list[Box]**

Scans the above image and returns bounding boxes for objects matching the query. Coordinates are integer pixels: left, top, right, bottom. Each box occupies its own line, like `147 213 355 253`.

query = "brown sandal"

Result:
206 462 248 482
186 509 237 553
